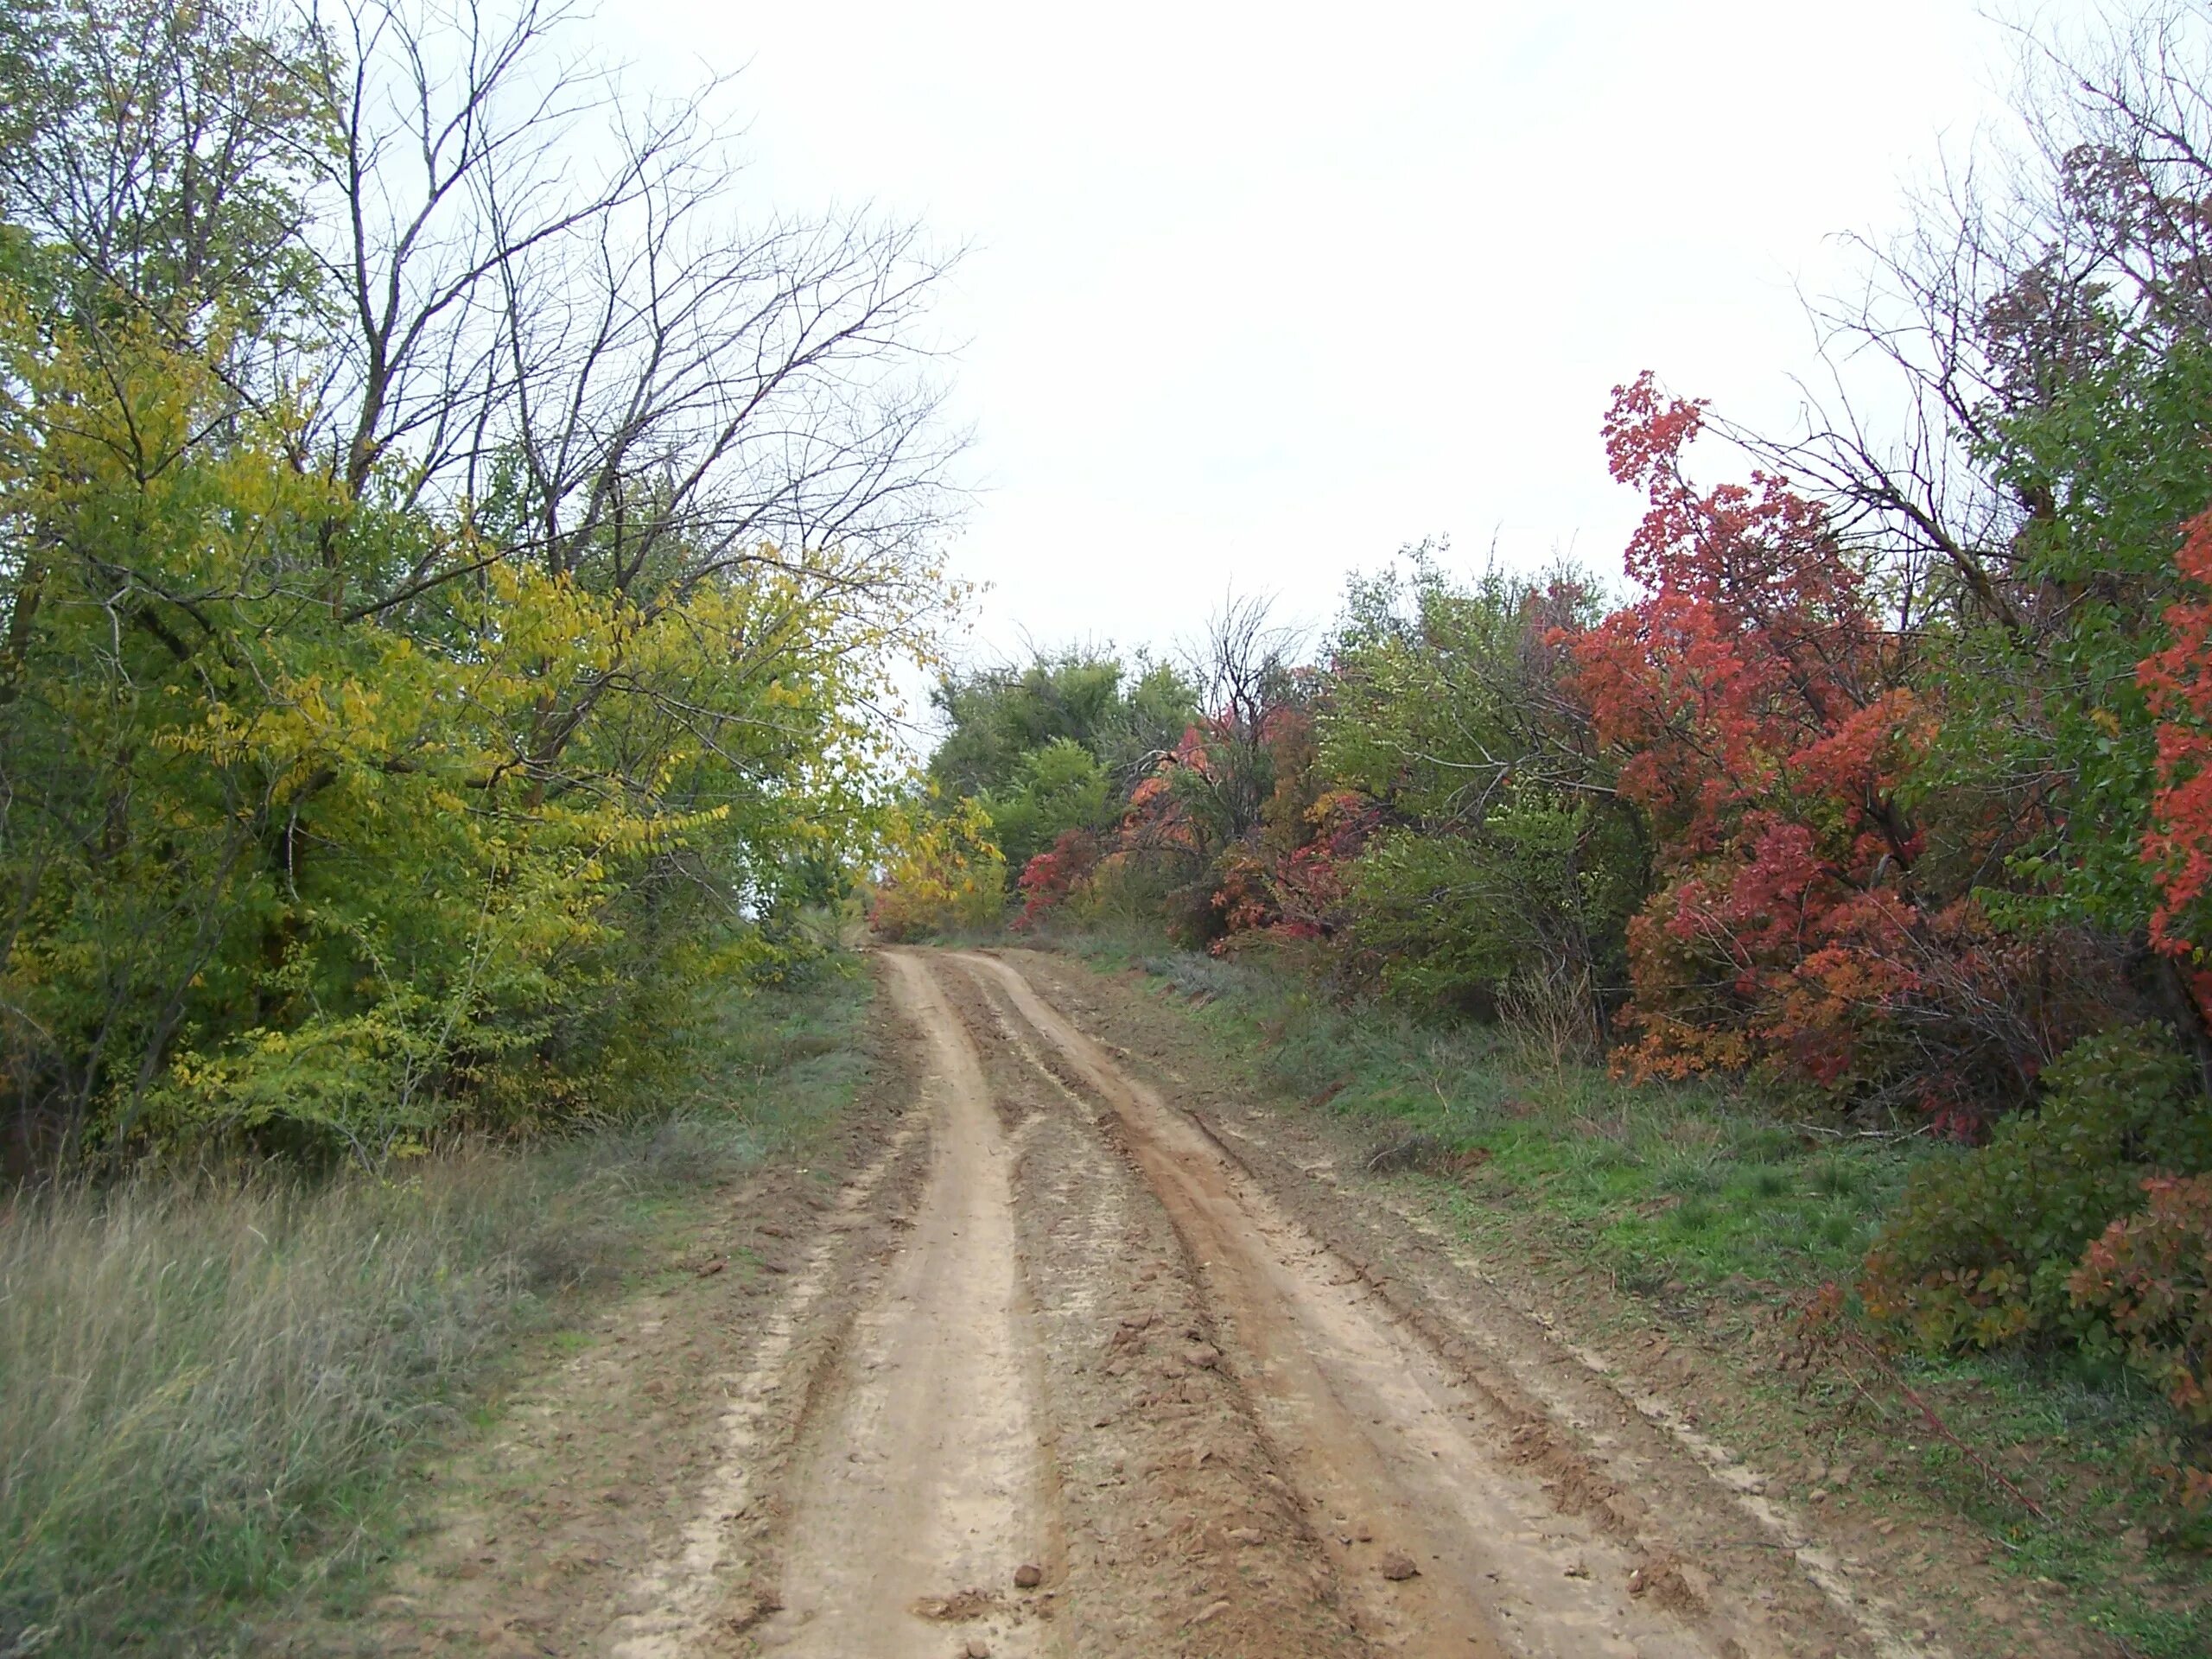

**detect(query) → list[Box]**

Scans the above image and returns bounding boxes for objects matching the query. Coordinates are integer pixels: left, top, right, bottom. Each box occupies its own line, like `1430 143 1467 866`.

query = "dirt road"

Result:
328 947 1978 1658
745 952 1053 1656
715 949 1921 1659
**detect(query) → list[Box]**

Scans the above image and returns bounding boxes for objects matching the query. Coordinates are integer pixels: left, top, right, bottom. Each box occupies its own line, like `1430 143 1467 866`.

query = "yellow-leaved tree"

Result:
868 796 1008 942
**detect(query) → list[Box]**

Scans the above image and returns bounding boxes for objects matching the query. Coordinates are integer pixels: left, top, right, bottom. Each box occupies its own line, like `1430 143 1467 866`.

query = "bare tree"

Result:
295 0 965 626
1179 593 1306 843
1724 4 2212 645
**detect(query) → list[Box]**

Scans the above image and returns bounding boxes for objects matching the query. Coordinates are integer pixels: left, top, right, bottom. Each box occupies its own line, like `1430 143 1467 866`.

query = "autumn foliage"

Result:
2143 509 2212 971
2072 1174 2212 1509
1566 376 1932 1098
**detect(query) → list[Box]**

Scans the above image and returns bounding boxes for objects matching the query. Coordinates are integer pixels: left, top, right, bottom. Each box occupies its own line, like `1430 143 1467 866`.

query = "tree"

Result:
1571 375 1999 1112
1322 555 1640 1023
926 647 1197 801
977 739 1109 872
1719 2 2212 1092
0 0 965 1165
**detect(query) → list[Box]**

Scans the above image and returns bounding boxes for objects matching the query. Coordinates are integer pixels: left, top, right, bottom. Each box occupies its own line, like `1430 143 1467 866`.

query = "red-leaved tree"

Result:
2141 512 2212 1027
1568 374 1991 1113
1013 829 1101 931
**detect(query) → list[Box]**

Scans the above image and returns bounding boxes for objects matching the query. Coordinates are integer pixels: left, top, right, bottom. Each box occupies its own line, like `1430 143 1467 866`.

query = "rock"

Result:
1225 1527 1265 1547
964 1639 991 1659
1014 1562 1043 1589
1183 1342 1221 1369
1379 1551 1421 1581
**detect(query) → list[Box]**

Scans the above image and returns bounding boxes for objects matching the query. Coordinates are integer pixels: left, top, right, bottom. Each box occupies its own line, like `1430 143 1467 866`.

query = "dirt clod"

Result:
1379 1550 1421 1581
1013 1561 1043 1589
914 1588 997 1622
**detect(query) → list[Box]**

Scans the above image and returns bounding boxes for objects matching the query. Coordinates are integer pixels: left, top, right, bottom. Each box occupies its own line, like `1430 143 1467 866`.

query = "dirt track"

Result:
718 950 1909 1659
316 947 1989 1658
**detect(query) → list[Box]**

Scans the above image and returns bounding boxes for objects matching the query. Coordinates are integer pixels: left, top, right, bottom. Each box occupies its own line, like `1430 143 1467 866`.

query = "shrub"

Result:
1861 1024 2212 1350
868 798 1007 942
2070 1174 2212 1509
1014 829 1100 930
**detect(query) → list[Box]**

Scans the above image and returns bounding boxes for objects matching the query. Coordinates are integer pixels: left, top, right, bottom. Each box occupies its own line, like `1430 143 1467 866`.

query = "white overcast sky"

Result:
606 1 2064 663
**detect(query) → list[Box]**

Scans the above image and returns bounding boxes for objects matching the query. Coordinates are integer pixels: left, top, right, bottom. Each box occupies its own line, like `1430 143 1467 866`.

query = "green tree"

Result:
0 0 965 1166
1321 558 1643 1024
978 738 1111 871
927 649 1197 802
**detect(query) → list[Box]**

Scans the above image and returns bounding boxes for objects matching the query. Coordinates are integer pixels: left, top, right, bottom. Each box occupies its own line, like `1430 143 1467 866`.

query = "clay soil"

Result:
285 948 2066 1658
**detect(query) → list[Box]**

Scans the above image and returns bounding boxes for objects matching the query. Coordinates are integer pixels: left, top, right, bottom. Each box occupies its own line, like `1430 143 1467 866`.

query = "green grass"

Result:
0 962 876 1659
1040 935 2212 1656
1059 936 1929 1295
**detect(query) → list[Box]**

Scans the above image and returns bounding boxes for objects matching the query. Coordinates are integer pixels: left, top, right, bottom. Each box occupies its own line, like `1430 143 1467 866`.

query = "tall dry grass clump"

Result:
2 1163 518 1652
0 1118 753 1656
0 966 873 1656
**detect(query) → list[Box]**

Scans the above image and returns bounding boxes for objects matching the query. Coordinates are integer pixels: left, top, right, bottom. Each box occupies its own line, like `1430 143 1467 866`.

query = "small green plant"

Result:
1673 1198 1718 1236
1862 1024 2212 1350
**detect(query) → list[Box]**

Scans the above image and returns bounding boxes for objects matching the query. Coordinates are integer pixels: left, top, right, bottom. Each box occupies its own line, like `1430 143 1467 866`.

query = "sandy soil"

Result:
294 947 2031 1658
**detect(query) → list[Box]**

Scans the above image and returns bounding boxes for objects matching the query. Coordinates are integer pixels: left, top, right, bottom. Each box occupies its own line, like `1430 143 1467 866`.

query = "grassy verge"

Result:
1034 931 2212 1655
0 963 876 1659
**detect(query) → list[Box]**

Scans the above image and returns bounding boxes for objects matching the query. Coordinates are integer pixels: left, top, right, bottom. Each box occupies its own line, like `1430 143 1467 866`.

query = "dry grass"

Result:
0 969 874 1657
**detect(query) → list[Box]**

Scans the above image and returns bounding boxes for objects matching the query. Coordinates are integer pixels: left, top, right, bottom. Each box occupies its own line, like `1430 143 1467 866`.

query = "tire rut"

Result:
747 950 1058 1657
939 955 1369 1659
955 950 1738 1659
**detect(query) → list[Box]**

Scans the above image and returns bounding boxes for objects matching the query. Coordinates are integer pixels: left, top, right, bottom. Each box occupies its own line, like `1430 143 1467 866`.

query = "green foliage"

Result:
0 0 332 333
1927 327 2212 945
927 650 1197 802
977 737 1110 870
1863 1026 2212 1350
1323 558 1641 1020
0 312 915 1158
0 3 955 1163
1345 803 1625 1014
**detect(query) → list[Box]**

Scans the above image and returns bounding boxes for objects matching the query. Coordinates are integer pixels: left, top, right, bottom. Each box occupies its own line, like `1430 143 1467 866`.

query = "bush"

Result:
1861 1024 2212 1350
1344 803 1637 1022
2071 1174 2212 1509
1014 829 1101 930
868 798 1007 942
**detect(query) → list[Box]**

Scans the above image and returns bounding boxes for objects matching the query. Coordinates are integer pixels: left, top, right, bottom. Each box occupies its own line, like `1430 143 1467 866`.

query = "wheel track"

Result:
955 950 1734 1659
747 950 1060 1657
